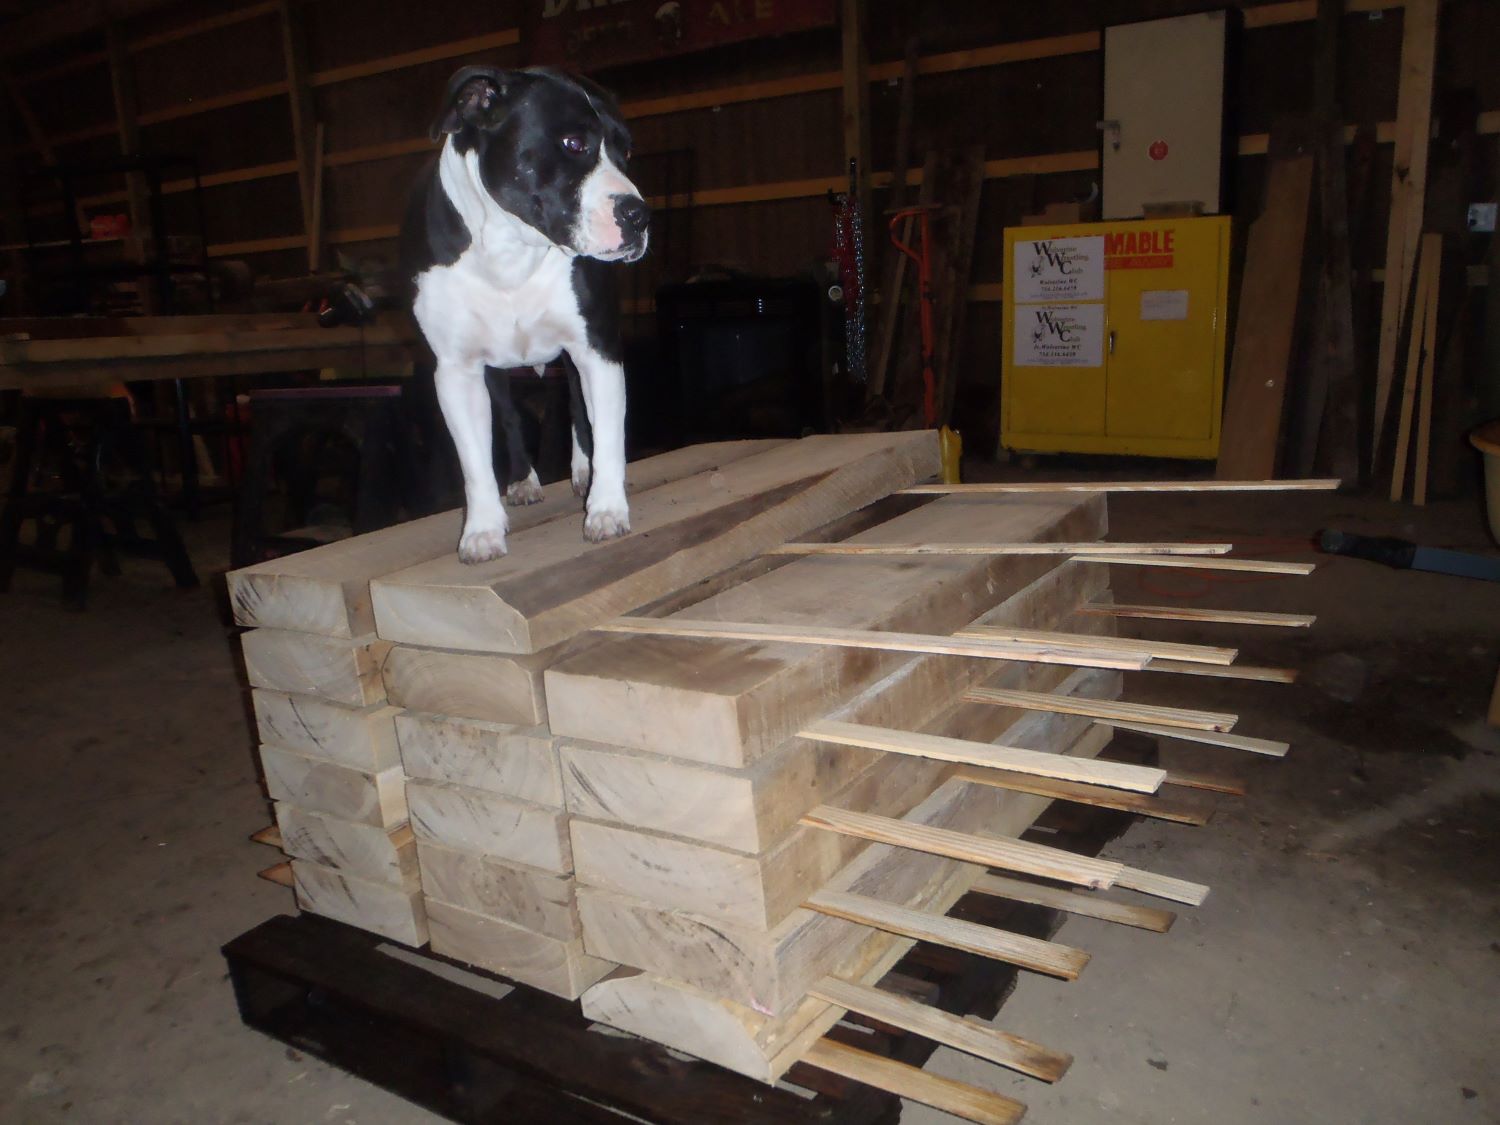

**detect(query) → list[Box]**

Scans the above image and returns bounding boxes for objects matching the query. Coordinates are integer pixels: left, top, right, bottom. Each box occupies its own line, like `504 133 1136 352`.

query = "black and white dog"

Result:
401 65 649 563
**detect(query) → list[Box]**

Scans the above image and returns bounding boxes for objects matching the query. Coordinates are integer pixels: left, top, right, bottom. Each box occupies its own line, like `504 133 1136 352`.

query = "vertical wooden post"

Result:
840 0 872 233
1370 0 1439 460
105 19 157 314
1298 0 1359 483
279 0 319 273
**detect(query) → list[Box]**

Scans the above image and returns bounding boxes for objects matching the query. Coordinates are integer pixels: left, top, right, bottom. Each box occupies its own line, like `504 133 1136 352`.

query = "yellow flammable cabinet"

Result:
1000 216 1231 458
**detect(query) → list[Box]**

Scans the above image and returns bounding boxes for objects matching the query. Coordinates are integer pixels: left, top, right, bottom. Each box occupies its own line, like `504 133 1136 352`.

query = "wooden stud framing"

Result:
1371 0 1439 455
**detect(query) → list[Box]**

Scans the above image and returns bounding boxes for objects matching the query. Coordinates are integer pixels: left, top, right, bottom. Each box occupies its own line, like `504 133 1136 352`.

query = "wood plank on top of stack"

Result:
368 431 941 655
227 439 788 637
545 491 1107 768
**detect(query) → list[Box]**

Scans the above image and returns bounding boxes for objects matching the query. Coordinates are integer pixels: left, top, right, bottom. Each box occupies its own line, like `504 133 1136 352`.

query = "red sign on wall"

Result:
524 0 837 71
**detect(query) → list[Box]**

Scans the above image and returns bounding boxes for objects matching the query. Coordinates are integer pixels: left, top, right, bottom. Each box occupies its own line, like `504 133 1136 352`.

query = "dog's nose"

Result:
615 195 651 234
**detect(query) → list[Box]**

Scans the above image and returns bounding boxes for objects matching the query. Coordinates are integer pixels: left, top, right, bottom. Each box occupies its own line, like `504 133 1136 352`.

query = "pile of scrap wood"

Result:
229 432 1328 1123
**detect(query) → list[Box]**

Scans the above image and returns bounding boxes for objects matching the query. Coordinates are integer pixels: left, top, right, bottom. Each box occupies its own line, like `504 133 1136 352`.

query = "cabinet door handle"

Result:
1108 329 1117 355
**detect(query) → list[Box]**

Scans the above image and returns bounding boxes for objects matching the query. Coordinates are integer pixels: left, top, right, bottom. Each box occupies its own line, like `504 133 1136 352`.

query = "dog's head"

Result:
432 65 649 263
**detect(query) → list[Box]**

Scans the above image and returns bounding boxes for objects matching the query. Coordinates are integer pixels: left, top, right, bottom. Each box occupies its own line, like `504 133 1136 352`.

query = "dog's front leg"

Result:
569 348 629 541
435 360 509 562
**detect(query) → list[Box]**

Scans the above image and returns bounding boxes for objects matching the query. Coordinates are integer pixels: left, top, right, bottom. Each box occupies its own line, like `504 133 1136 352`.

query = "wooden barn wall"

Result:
3 0 1498 444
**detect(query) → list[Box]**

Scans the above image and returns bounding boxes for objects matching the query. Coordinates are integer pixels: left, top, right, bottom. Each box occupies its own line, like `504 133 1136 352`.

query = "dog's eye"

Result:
561 135 587 154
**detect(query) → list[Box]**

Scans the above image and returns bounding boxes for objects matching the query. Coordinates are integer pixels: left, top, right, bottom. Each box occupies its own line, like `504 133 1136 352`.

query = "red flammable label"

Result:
1105 228 1175 270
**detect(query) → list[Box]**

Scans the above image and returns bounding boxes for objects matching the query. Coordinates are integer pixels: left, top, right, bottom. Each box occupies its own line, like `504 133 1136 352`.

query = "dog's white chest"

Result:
414 250 580 370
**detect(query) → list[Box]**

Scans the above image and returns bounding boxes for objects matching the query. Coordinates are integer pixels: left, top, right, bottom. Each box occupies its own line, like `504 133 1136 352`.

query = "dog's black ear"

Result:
430 66 514 142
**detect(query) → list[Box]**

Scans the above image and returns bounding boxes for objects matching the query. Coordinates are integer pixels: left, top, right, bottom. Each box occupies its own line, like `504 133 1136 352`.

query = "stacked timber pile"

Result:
229 435 1331 1123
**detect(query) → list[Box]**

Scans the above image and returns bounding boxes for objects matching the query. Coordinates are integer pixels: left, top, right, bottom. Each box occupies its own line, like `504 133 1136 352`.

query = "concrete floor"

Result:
1 476 1497 1124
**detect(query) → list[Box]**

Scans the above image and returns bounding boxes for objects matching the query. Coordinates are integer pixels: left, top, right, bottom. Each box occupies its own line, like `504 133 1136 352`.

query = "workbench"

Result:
0 313 416 392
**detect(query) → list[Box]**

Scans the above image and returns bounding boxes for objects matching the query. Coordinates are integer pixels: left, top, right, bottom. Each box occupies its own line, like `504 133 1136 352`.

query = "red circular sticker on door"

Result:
1148 140 1169 161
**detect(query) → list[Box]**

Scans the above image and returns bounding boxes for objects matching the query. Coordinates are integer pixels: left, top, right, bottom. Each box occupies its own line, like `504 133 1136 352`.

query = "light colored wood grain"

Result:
800 805 1123 890
1070 554 1316 576
971 873 1176 933
259 744 407 827
251 690 399 770
274 802 418 886
1412 233 1441 506
808 975 1072 1080
371 432 940 654
395 712 561 806
805 889 1088 980
576 689 1116 1022
1143 659 1298 683
900 479 1339 494
964 686 1237 732
241 629 390 707
1113 866 1211 906
258 861 293 887
547 493 1110 767
570 753 948 931
382 644 554 727
558 556 1109 851
406 780 572 874
425 898 614 999
800 1038 1025 1125
800 719 1165 793
953 765 1209 825
1099 719 1290 758
291 858 427 946
1084 602 1316 627
772 541 1231 556
416 841 578 941
227 440 784 637
957 624 1236 665
594 618 1148 671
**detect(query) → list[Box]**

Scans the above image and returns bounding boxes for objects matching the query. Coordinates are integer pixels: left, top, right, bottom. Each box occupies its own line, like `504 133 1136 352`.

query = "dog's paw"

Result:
571 464 591 498
506 477 545 506
457 526 508 564
583 504 630 542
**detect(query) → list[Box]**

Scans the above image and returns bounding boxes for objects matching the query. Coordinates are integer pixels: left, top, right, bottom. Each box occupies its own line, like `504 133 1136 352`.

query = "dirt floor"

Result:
1 464 1497 1125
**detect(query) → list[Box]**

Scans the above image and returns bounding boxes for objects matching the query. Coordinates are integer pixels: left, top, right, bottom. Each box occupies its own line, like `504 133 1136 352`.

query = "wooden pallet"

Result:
226 755 1149 1125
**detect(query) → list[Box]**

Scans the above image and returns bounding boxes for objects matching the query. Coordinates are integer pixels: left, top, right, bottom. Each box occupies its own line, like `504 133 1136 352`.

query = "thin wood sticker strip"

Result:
249 825 283 848
1114 866 1211 906
900 479 1340 494
800 1038 1026 1125
594 618 1150 670
806 890 1089 980
1084 602 1316 627
1161 766 1247 795
1099 719 1291 758
1070 555 1316 576
963 686 1238 733
809 975 1073 1081
800 805 1124 890
772 541 1233 557
958 624 1237 665
971 873 1177 933
953 765 1210 825
1143 658 1298 683
257 861 294 887
801 719 1167 794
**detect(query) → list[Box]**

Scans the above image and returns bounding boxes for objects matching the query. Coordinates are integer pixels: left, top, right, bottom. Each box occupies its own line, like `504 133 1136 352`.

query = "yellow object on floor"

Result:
939 425 962 484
